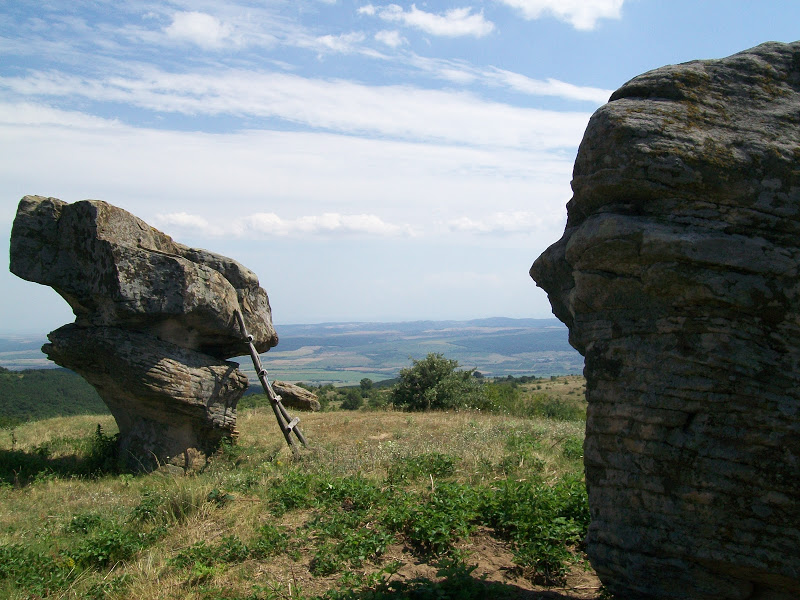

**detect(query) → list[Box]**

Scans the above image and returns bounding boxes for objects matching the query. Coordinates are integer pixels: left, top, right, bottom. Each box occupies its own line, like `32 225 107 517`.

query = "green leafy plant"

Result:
386 452 458 484
170 535 249 570
250 523 290 559
479 473 590 584
391 353 489 411
69 523 157 568
387 482 479 556
0 544 76 597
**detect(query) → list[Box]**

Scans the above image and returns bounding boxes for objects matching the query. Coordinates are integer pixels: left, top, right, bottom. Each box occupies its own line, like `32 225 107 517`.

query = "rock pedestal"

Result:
10 196 278 471
531 42 800 599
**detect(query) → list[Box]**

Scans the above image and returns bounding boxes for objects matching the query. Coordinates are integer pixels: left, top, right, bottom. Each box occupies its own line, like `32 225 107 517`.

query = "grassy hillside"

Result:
0 388 601 600
0 366 108 428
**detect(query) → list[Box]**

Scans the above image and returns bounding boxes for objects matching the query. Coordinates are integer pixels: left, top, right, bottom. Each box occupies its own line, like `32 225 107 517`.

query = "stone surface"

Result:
272 381 321 412
530 42 800 600
10 196 279 470
10 196 277 358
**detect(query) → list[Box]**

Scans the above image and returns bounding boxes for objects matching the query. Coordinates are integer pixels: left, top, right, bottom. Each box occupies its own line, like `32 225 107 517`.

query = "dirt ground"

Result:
249 524 602 599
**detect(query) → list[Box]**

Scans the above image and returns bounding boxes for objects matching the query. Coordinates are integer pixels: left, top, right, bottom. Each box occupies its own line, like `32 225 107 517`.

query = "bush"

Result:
341 389 364 411
391 353 488 411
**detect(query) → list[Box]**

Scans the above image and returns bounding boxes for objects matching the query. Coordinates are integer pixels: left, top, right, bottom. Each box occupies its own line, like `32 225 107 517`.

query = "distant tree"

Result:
360 378 373 395
391 353 488 411
341 388 364 411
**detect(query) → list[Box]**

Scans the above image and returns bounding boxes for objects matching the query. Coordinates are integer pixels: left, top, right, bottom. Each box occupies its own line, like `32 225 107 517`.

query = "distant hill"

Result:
0 366 108 427
0 317 583 387
249 317 583 385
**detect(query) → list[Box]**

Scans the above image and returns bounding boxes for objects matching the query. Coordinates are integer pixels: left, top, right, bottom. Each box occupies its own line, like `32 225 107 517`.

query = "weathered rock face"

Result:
530 42 800 600
10 196 279 471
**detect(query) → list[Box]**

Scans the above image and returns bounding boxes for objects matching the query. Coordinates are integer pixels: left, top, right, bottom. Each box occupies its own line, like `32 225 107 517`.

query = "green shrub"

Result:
318 474 384 512
483 382 522 414
265 470 320 516
341 389 364 411
529 394 585 421
391 353 488 411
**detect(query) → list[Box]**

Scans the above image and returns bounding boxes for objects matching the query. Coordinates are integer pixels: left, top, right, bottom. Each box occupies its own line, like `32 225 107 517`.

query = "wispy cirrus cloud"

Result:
0 101 572 240
408 55 612 103
497 0 624 31
486 67 611 103
0 69 592 150
447 211 549 234
359 4 495 38
313 32 368 53
154 211 415 238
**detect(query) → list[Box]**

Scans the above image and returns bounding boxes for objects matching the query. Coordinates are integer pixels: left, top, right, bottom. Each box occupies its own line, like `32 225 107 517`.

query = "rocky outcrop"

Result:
272 381 321 412
10 196 278 471
530 42 800 599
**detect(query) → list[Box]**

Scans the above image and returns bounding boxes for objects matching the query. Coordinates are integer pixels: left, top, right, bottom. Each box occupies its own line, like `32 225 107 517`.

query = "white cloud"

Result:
0 101 572 238
447 211 547 234
497 0 624 30
315 32 367 53
0 101 567 325
0 69 591 150
164 11 233 48
154 211 415 238
374 30 406 48
407 55 612 103
362 4 494 38
487 68 611 103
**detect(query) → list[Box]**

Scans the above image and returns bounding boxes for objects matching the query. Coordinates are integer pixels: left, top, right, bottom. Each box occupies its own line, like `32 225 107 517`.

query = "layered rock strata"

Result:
530 42 800 599
10 196 278 471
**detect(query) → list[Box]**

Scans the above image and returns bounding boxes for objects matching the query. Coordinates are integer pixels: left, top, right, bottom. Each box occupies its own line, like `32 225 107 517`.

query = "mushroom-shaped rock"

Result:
531 42 800 600
10 196 277 358
9 196 279 471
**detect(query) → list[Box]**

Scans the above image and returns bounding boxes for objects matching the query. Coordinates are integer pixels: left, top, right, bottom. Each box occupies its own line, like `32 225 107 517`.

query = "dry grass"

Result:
0 379 597 600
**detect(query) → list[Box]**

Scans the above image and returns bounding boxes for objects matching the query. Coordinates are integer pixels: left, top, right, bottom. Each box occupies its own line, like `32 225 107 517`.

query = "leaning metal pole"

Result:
234 309 307 452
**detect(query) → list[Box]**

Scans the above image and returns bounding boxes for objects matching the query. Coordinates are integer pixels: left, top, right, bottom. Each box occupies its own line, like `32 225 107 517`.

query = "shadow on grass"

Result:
0 427 121 486
322 562 599 600
331 579 595 599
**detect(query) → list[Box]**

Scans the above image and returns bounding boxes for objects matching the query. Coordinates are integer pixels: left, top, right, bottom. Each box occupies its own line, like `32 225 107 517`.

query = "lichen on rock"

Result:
531 41 800 600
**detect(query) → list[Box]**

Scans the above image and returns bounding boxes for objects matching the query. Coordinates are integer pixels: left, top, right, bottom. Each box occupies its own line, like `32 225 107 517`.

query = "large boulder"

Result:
10 196 277 358
10 196 279 471
530 42 800 599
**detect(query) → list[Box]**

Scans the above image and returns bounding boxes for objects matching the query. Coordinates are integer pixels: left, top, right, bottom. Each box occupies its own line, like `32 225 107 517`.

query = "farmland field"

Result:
0 318 583 386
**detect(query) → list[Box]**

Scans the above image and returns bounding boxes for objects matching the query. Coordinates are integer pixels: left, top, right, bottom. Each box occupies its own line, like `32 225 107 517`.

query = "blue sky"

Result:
1 1 798 333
